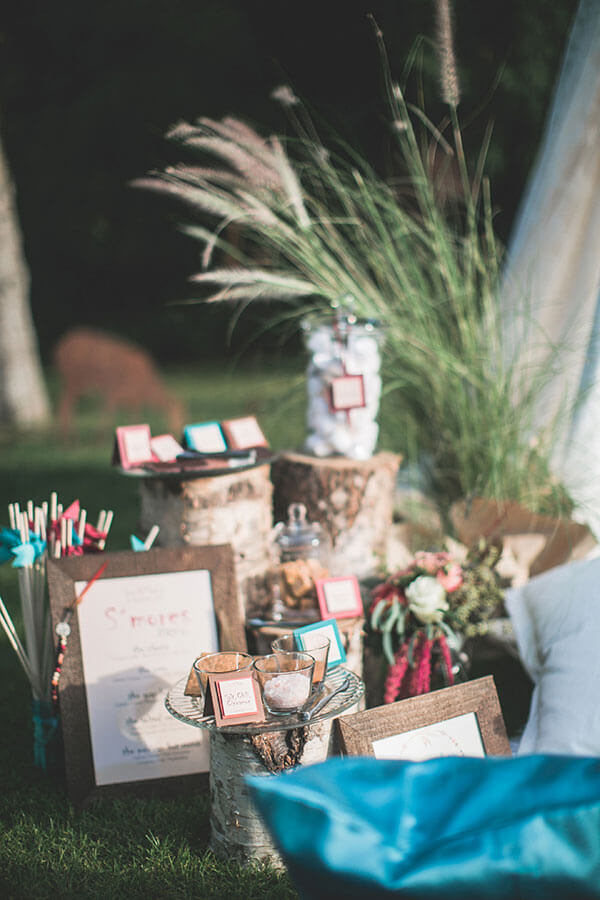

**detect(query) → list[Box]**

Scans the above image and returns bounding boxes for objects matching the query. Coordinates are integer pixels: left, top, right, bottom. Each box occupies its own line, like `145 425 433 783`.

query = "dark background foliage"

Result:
0 0 578 364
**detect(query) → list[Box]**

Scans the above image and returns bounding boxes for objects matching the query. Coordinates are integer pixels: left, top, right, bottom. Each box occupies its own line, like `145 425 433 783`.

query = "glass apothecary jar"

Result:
270 503 329 621
301 311 385 460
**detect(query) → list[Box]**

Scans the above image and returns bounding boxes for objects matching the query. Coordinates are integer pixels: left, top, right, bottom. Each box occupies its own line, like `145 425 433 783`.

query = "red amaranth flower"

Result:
437 633 455 687
383 641 410 703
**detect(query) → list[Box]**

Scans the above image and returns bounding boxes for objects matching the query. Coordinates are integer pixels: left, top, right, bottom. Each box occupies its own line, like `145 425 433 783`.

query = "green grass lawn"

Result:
0 359 307 900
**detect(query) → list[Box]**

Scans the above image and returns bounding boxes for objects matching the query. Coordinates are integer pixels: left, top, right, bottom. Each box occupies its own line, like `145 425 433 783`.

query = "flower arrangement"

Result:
369 541 504 703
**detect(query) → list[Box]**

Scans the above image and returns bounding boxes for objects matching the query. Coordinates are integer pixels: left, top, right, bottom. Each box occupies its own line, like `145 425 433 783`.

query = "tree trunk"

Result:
0 131 50 426
271 451 401 578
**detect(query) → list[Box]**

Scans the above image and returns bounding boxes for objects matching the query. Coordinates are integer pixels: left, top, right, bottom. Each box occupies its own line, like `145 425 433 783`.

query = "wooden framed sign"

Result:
47 545 243 808
335 676 511 760
316 575 363 619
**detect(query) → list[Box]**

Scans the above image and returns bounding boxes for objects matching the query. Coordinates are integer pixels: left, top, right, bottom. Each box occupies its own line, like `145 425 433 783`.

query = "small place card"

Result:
150 433 184 462
316 575 363 619
329 375 366 411
183 421 227 454
207 671 265 726
221 416 269 450
113 424 154 469
294 618 346 669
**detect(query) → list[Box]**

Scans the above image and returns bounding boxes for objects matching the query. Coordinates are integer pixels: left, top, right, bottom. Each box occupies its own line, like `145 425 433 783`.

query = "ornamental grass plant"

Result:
135 10 571 520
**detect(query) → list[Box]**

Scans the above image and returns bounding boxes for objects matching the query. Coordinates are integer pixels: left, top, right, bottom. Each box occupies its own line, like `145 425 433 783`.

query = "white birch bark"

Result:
0 131 50 426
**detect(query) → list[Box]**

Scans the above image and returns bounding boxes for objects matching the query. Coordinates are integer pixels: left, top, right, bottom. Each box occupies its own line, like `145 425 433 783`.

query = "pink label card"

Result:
316 575 364 619
208 671 265 726
114 424 154 469
329 375 366 411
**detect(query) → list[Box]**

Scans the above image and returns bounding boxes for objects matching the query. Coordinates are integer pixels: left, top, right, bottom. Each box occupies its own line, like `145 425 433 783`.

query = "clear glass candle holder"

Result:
253 652 315 716
192 651 254 700
271 633 330 684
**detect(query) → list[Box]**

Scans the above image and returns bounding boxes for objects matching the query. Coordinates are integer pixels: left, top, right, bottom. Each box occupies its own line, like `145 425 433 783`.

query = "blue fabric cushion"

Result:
247 755 600 898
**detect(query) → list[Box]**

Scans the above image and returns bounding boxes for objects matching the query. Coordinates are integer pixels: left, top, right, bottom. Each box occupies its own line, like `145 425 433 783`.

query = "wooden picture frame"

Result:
47 545 243 808
335 676 511 759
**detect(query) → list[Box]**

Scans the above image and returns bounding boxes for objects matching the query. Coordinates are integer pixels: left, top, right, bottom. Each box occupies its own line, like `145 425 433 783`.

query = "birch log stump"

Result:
138 465 273 621
271 452 401 578
208 705 361 868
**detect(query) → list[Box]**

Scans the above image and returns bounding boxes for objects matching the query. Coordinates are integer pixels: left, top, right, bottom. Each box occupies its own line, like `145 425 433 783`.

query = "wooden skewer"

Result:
98 510 114 550
77 509 87 543
0 597 33 681
19 511 29 544
8 503 16 530
144 524 160 550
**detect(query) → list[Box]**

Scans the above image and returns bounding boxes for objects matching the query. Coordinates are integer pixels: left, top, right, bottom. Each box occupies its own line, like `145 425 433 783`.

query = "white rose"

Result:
405 575 448 624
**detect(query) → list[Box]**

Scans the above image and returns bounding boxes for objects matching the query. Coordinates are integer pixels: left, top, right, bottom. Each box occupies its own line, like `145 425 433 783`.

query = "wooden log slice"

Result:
208 703 361 868
271 451 401 578
138 464 274 621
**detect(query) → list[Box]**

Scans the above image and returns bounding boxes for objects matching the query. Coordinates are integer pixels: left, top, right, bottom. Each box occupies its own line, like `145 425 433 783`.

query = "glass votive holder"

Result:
253 652 315 716
192 651 254 700
271 633 330 684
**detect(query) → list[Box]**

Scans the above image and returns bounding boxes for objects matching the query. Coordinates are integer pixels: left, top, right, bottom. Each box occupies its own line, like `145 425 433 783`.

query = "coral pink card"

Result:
113 424 154 469
221 416 269 450
316 575 363 619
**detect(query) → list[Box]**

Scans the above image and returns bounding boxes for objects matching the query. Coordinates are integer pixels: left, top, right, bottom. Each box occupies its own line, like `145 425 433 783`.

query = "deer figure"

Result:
53 328 185 434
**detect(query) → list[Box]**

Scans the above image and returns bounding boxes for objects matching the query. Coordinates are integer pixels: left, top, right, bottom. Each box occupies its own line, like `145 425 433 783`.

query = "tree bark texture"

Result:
208 704 361 867
271 451 401 578
0 133 50 426
138 464 274 620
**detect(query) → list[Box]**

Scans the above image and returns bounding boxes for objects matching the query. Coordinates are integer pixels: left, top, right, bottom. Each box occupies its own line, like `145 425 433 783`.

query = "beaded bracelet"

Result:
51 561 108 710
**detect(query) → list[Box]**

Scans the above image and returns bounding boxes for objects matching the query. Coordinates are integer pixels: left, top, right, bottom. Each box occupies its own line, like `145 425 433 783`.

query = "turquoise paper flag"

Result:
11 543 36 567
0 527 21 564
130 535 146 552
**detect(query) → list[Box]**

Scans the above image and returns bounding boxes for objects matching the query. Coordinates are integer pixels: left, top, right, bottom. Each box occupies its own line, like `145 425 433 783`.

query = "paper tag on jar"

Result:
329 374 366 411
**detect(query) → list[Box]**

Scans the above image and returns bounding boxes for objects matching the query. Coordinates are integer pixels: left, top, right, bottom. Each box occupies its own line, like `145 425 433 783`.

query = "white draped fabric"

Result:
501 0 600 535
